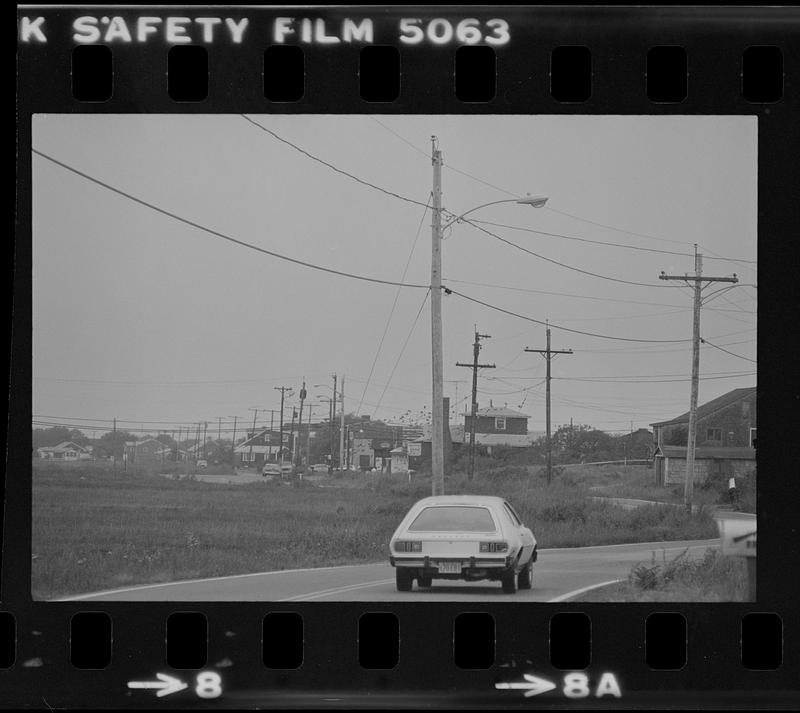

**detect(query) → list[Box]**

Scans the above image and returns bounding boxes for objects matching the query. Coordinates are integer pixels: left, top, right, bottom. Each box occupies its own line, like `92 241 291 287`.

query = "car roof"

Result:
412 495 508 507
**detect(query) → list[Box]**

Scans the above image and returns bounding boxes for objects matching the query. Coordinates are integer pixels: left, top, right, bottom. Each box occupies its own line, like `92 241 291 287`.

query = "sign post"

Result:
716 514 757 601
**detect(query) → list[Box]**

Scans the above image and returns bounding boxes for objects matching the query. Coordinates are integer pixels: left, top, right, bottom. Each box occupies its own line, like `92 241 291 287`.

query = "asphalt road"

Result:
60 538 719 602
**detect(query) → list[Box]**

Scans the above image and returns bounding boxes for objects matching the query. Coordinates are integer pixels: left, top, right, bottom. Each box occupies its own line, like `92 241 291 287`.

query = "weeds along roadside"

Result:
32 462 718 599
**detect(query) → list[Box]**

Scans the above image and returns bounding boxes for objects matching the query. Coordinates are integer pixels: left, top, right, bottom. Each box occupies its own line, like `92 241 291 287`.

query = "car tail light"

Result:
394 540 422 553
479 541 509 553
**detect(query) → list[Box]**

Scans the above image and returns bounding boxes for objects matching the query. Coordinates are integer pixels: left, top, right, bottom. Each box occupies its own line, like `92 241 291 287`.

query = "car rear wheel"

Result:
501 567 518 594
396 569 413 592
517 558 533 590
417 575 432 588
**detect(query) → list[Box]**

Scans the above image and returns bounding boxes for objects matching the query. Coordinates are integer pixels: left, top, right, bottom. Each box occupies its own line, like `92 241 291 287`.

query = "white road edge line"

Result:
52 538 721 601
548 579 625 603
53 562 388 601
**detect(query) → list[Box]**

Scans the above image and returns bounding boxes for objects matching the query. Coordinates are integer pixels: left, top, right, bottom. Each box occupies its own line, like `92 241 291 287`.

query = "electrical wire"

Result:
241 115 430 210
33 148 430 290
356 195 432 414
461 218 685 289
445 288 692 343
699 339 757 363
371 289 431 419
471 219 696 259
443 278 689 309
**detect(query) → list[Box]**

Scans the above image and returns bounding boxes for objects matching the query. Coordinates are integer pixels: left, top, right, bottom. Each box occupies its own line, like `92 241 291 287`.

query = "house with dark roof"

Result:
650 387 756 450
464 406 534 449
650 387 756 486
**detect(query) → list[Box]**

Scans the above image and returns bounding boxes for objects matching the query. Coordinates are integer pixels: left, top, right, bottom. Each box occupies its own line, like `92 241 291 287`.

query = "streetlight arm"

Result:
441 196 548 230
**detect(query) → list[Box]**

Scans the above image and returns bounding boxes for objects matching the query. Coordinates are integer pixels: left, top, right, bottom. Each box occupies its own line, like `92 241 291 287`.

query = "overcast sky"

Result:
32 114 757 438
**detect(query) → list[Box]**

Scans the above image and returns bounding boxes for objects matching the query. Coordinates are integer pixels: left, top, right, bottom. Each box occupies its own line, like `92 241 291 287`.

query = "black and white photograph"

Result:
31 113 757 602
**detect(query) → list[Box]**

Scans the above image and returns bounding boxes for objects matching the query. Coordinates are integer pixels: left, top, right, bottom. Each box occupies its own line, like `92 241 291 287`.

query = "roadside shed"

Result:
653 445 756 486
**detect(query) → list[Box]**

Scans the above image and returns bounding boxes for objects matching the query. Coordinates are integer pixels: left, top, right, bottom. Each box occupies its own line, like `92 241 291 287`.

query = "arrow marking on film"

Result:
495 673 557 697
127 673 188 697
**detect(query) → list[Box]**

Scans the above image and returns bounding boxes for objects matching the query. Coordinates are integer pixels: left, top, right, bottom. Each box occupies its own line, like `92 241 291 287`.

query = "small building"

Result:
463 406 533 450
650 387 756 451
36 441 90 461
234 429 289 466
124 438 169 465
653 445 757 486
389 446 410 474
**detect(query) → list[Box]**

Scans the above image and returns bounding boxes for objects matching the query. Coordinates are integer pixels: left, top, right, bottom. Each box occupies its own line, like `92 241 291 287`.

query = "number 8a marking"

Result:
195 671 222 699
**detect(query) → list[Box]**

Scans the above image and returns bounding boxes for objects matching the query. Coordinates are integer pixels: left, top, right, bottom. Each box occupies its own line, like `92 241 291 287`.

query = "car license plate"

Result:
438 561 462 574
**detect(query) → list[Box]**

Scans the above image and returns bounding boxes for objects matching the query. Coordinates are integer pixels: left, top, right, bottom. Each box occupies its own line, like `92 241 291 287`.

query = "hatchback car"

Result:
389 495 537 593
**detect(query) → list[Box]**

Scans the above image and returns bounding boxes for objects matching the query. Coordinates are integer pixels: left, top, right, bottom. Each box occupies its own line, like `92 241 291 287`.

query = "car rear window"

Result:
408 506 496 532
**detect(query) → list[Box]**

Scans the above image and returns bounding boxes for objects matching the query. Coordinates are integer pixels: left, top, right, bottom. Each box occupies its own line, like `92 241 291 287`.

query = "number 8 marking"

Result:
195 671 222 699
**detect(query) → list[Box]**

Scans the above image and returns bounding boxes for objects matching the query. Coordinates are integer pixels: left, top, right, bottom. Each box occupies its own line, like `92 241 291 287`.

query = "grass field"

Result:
572 547 749 602
32 461 719 599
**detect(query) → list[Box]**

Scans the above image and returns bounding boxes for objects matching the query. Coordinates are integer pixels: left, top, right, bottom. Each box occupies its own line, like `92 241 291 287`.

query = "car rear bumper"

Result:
390 555 511 570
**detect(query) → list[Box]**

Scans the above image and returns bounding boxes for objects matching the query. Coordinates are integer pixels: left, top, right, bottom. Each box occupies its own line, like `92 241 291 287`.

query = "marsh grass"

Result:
32 462 717 599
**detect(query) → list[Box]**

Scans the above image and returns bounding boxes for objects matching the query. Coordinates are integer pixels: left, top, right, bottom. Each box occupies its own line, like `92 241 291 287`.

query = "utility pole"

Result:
269 410 275 462
297 379 307 468
247 408 259 467
112 417 117 475
305 404 314 468
526 326 573 485
339 375 346 470
331 374 338 465
456 330 495 480
202 421 208 460
274 387 293 468
660 249 738 513
230 416 238 466
290 408 298 467
430 137 445 496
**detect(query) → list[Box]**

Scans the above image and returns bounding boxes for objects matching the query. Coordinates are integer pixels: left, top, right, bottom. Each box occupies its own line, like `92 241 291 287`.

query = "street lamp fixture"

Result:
441 195 549 230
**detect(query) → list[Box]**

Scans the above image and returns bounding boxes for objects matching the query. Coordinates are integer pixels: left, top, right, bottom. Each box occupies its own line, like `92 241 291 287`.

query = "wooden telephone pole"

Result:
430 138 445 496
274 386 293 468
660 248 738 513
525 326 573 485
456 330 495 480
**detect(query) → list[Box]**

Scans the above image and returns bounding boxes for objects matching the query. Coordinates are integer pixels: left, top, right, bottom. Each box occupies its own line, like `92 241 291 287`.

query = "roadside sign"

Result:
716 515 757 557
407 442 422 457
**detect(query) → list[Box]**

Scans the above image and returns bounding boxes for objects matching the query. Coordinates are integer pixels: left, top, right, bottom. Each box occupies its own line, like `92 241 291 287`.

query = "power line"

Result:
32 148 429 290
356 194 432 415
471 219 696 258
366 116 430 159
445 288 692 343
544 206 698 248
371 289 431 419
443 278 689 308
461 218 685 289
699 338 757 363
241 114 430 210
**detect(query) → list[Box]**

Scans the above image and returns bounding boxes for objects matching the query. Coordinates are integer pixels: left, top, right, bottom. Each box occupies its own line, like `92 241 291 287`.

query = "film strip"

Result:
9 5 799 709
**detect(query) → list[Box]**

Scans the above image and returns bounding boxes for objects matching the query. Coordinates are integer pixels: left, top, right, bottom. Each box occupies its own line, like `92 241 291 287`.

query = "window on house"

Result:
706 428 722 441
750 428 757 449
495 417 506 431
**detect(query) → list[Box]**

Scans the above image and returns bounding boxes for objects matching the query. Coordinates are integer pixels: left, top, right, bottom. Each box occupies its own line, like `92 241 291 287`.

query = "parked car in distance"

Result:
310 463 330 473
389 495 537 594
196 459 208 468
262 463 282 476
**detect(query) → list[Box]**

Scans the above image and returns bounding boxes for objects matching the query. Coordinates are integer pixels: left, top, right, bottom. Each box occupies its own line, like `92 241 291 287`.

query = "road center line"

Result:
278 578 396 602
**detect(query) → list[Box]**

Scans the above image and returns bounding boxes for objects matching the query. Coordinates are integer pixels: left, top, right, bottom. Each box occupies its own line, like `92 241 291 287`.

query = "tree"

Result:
551 423 616 463
96 430 136 459
33 426 84 449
